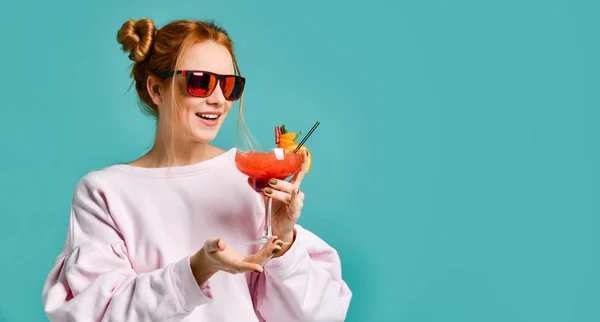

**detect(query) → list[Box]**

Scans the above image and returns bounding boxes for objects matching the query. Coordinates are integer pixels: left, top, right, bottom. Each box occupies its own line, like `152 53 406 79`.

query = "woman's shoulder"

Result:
70 165 128 196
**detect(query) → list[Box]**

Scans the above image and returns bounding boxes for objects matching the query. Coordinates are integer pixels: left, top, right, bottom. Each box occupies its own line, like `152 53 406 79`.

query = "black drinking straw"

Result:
294 121 320 153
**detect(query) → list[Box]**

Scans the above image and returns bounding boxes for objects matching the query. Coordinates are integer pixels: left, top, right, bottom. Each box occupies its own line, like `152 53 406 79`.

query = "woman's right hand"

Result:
189 236 283 286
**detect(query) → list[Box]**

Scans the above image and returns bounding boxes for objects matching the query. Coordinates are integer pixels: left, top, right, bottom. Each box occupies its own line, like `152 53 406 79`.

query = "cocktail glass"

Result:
235 147 303 245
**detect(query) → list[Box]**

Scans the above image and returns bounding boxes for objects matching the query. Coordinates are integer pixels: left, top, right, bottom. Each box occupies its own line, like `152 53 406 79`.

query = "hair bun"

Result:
117 18 156 62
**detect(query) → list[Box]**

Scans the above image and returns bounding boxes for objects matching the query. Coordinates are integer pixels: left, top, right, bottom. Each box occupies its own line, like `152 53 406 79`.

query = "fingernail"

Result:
273 249 281 254
216 239 220 248
254 270 261 273
269 179 278 185
264 188 273 194
277 242 283 247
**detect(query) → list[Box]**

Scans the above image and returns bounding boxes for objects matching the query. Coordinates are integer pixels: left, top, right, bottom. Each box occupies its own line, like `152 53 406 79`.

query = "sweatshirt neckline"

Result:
105 148 237 177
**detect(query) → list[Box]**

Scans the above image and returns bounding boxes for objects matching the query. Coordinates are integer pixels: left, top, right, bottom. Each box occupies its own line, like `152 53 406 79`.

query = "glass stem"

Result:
264 196 273 238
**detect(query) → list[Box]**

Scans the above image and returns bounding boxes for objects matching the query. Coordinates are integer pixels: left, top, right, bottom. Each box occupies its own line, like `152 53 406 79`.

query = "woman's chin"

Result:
188 127 219 144
186 114 225 144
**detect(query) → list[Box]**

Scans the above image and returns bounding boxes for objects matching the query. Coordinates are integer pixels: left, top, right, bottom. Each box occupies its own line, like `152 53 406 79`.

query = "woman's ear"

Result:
147 75 163 106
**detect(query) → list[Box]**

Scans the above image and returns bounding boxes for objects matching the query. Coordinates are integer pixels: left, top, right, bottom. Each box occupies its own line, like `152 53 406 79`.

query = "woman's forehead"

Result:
179 41 235 75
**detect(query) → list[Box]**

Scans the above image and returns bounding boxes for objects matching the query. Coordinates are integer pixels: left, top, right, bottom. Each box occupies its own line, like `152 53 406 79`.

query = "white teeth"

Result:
197 113 219 120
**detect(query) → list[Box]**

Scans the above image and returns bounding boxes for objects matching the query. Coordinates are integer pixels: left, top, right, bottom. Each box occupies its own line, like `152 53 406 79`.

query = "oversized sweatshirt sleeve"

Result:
250 225 352 322
42 174 212 321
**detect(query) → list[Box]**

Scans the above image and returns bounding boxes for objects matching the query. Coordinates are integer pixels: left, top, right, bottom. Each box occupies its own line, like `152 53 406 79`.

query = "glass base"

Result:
244 235 291 245
244 236 271 245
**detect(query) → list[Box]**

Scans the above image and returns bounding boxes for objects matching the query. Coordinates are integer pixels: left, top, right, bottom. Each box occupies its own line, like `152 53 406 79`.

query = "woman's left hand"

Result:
248 150 309 247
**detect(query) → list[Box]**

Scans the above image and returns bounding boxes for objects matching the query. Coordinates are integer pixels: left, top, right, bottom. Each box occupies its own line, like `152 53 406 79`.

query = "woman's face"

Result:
154 41 237 144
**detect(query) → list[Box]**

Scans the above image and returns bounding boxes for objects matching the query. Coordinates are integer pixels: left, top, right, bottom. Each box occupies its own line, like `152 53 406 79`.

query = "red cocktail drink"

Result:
235 147 303 245
235 149 303 192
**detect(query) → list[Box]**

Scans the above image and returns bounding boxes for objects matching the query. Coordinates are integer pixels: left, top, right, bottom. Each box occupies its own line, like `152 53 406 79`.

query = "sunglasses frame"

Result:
155 70 246 101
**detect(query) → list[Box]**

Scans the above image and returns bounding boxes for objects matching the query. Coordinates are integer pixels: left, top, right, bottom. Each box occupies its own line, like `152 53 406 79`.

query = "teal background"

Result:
0 0 598 321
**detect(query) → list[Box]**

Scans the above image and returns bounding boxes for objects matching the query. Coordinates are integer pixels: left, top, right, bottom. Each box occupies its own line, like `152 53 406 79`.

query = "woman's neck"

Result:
128 135 224 168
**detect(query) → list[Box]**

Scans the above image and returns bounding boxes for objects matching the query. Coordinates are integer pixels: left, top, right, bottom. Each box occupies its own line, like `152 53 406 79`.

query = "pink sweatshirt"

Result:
42 148 352 321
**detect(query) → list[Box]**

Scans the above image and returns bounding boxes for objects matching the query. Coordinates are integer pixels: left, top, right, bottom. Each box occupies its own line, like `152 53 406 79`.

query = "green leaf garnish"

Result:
293 131 302 141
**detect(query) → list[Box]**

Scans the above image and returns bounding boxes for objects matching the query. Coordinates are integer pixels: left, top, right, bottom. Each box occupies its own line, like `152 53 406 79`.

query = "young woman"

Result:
42 18 352 321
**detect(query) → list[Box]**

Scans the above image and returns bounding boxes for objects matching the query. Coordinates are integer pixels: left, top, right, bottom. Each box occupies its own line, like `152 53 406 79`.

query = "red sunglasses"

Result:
155 70 245 101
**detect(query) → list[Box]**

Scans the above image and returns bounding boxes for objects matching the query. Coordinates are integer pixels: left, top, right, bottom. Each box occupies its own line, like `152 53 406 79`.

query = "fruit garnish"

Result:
275 126 282 144
280 133 296 141
276 124 312 173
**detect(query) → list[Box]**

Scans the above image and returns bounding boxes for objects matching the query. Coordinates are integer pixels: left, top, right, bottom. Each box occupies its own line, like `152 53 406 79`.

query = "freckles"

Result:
224 102 233 114
184 97 208 109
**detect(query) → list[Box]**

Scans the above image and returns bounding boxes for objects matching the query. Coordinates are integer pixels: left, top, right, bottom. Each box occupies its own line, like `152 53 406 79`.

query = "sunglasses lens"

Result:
186 71 244 100
188 72 217 97
221 76 244 100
